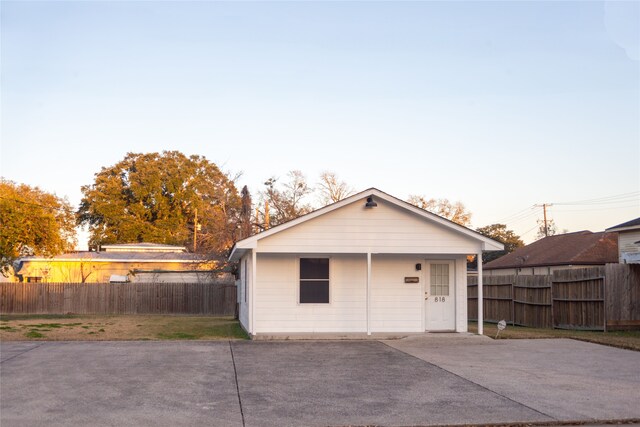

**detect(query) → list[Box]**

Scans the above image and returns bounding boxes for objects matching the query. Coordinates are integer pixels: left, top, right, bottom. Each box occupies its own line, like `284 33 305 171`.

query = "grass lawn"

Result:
0 315 248 341
469 321 640 351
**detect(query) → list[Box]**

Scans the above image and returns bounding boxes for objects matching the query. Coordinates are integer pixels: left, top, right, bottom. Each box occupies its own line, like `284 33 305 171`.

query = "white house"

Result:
229 188 503 338
606 217 640 264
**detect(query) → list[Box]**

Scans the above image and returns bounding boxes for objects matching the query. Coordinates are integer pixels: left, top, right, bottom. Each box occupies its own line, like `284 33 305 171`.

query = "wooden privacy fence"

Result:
468 264 640 331
0 282 237 316
552 268 604 330
468 275 552 328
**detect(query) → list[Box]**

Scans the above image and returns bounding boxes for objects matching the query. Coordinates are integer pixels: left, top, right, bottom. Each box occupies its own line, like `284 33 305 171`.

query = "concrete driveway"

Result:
1 336 639 427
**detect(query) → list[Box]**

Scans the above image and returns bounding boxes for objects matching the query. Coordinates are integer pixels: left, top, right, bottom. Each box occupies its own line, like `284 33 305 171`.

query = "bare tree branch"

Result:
317 172 354 205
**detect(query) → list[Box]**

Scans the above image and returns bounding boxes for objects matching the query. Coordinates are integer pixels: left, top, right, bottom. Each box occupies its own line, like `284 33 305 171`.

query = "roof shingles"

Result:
484 231 618 270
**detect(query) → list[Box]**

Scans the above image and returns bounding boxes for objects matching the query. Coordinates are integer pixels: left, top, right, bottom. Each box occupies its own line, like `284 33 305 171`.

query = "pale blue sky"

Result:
1 0 639 247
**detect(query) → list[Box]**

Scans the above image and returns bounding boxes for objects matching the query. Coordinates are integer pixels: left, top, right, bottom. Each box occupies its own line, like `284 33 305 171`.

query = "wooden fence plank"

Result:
469 264 639 331
0 282 237 316
552 267 605 330
605 263 640 330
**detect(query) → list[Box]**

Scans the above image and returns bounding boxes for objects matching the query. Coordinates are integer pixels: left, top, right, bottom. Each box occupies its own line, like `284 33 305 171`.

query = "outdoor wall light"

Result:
415 263 422 271
365 196 378 208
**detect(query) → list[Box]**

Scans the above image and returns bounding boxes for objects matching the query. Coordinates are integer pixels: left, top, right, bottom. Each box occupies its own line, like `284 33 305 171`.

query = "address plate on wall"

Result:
404 277 419 283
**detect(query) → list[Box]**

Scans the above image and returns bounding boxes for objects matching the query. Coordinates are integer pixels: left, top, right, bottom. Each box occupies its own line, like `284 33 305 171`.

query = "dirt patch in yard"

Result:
0 315 248 341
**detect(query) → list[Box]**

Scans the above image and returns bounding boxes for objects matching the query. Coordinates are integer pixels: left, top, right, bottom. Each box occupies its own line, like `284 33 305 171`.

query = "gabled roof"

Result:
483 231 618 270
229 188 503 260
606 217 640 232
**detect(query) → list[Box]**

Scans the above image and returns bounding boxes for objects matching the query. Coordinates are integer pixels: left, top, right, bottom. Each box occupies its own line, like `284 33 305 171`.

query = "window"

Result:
299 258 329 304
430 264 449 296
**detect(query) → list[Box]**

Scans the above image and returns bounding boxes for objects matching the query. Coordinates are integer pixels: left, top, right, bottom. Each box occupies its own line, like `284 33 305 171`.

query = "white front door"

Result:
425 261 455 331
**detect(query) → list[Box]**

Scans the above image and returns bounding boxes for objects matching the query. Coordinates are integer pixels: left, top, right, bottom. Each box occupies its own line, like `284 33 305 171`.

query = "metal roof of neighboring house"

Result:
606 217 640 232
483 231 618 270
18 251 207 263
101 243 187 253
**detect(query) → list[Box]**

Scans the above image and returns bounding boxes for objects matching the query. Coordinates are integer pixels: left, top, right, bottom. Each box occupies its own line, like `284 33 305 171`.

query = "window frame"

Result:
429 263 450 296
297 256 331 305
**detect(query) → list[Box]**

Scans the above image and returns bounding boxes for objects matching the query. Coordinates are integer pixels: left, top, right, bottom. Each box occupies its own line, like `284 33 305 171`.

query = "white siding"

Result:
251 253 468 334
619 230 640 263
238 254 250 332
256 198 481 255
254 254 367 333
370 255 423 332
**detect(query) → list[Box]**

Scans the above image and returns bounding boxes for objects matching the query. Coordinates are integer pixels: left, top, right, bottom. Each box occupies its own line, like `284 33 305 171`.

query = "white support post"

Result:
477 251 483 335
251 249 257 336
367 252 372 336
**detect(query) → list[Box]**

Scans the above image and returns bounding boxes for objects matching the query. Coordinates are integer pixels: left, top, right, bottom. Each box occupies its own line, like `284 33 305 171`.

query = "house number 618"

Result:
434 297 446 302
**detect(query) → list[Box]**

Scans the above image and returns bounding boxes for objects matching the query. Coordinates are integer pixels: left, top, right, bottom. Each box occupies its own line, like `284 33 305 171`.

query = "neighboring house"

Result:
482 231 618 276
229 188 503 337
606 217 640 264
15 243 218 283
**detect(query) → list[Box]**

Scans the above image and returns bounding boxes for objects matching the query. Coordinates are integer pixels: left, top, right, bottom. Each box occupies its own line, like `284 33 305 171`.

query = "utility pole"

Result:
193 208 198 252
535 203 553 237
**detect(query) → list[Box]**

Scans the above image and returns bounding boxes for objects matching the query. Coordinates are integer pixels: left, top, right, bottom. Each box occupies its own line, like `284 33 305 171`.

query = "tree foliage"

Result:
317 171 354 205
0 179 77 276
475 223 525 264
258 170 313 228
407 195 472 227
77 151 241 256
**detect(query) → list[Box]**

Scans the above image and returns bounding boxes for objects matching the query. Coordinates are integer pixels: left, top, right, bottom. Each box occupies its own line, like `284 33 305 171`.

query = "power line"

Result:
495 205 536 223
505 210 539 227
520 224 540 237
556 199 640 207
553 204 639 213
552 191 640 206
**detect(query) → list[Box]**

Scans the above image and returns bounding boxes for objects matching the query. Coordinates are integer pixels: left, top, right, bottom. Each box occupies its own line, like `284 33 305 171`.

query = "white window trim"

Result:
425 260 455 298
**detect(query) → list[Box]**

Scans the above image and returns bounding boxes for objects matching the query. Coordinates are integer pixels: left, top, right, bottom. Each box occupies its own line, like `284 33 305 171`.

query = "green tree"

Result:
475 223 525 264
77 151 241 256
407 195 472 227
0 179 77 276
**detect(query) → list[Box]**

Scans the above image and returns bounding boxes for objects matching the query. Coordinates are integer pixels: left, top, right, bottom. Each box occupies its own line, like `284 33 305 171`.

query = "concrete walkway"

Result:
1 337 639 426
